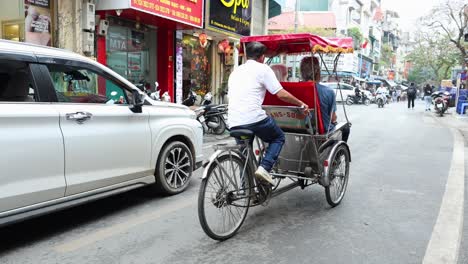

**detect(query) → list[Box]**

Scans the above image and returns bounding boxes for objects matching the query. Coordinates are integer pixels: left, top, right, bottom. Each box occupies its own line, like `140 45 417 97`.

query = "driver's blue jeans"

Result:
231 117 285 172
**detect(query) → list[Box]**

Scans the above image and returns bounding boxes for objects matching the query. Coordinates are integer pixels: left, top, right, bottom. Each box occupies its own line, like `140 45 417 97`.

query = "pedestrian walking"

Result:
423 84 433 111
392 88 397 102
407 83 417 109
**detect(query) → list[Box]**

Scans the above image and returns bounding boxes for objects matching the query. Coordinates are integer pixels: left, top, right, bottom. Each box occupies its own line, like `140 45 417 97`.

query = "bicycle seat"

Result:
229 129 254 140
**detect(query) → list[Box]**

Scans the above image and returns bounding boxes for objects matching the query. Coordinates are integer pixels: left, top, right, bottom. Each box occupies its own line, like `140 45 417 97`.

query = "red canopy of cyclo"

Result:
239 33 354 57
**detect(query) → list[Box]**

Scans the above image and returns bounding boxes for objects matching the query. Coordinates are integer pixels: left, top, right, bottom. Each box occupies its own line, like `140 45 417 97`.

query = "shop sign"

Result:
206 0 252 36
175 32 183 104
24 0 52 46
320 53 358 74
358 55 373 78
108 36 127 52
130 0 203 28
387 70 395 80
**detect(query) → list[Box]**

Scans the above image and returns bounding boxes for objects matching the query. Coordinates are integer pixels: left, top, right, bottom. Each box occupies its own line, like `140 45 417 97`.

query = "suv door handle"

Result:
66 111 93 124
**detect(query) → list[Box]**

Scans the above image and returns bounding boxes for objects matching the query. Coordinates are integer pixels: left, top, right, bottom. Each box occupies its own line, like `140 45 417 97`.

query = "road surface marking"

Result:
423 128 464 264
54 198 195 253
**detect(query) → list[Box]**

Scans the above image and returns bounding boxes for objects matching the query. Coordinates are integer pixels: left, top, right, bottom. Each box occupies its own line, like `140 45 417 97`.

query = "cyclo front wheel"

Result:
198 153 251 241
325 144 350 207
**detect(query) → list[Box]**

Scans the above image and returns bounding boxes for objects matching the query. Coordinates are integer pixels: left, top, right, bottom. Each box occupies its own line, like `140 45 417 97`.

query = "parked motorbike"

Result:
150 82 171 102
432 91 450 117
201 92 213 105
137 82 171 102
182 90 197 107
346 94 370 106
181 90 227 134
376 92 387 108
200 104 228 135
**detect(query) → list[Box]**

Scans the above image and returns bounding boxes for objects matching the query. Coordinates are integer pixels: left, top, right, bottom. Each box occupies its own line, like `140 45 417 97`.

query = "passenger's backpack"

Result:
408 87 416 97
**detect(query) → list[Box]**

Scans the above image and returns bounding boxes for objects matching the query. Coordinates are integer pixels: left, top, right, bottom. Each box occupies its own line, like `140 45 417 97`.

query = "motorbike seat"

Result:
230 129 254 140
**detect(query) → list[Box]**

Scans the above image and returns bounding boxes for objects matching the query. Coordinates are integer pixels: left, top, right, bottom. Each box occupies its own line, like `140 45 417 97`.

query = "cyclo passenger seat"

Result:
230 129 254 140
262 81 325 134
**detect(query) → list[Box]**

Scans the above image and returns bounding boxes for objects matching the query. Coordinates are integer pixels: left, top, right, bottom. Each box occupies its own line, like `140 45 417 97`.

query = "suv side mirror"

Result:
130 89 145 113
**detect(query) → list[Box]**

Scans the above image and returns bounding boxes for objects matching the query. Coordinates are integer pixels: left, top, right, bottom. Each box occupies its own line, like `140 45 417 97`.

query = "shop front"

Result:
105 17 156 89
175 0 256 105
96 0 204 101
175 30 237 104
0 0 54 46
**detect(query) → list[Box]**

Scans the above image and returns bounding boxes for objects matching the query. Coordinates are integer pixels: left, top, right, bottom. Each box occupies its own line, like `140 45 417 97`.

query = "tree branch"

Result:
447 2 462 31
428 20 457 43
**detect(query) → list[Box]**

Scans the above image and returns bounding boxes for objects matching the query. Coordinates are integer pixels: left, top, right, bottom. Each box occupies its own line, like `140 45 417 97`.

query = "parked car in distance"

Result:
322 82 371 102
0 40 203 226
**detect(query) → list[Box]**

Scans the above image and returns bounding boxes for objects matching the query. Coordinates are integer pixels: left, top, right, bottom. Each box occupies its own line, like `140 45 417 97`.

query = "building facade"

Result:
0 0 278 104
278 0 384 80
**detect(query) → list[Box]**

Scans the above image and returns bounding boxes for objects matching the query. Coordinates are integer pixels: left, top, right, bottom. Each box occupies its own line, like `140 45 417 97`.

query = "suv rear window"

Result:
0 61 35 102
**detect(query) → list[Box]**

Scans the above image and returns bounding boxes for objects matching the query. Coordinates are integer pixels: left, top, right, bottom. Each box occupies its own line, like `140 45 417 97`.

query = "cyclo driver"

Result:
227 42 309 185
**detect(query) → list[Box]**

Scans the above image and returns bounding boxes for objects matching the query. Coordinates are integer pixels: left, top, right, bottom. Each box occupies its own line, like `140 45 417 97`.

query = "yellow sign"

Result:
220 0 249 15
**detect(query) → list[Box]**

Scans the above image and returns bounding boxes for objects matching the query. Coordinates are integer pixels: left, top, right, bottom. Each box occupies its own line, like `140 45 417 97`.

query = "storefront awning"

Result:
269 0 282 18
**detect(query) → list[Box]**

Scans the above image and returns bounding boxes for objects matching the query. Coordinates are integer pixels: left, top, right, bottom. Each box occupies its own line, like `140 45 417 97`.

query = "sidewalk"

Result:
436 111 468 264
433 111 468 132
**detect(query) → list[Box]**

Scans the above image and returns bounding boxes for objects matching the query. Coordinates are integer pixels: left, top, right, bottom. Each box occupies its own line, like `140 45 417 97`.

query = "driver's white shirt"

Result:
227 60 282 127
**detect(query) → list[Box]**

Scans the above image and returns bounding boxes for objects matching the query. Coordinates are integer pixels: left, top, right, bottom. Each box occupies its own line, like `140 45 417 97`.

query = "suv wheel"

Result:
155 141 193 195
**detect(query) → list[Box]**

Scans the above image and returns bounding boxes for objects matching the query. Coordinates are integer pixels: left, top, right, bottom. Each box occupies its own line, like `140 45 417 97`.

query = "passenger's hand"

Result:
300 103 310 115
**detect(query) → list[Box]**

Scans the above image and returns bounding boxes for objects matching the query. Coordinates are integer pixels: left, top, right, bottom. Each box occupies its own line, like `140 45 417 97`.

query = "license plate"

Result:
198 115 205 122
436 103 443 108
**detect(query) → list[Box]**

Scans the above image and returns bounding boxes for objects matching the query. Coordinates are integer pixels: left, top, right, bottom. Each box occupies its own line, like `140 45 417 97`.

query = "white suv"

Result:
0 40 203 226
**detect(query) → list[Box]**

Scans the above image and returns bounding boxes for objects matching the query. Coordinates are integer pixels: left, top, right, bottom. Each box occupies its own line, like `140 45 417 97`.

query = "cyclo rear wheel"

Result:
325 144 350 207
198 153 251 241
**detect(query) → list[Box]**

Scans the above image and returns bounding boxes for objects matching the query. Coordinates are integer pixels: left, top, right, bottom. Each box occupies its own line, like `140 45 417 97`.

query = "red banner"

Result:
130 0 203 28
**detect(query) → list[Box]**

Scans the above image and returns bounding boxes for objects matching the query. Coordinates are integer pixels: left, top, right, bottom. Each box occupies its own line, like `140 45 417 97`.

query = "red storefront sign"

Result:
130 0 203 28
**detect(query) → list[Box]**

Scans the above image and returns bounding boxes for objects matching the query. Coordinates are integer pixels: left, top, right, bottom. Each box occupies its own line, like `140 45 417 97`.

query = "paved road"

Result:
0 101 465 264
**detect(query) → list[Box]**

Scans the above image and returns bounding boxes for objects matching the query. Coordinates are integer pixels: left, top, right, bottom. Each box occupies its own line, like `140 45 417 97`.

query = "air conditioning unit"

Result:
82 1 96 32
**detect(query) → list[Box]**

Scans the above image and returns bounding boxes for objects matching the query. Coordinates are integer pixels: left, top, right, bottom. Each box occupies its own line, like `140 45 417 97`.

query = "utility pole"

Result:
292 0 300 81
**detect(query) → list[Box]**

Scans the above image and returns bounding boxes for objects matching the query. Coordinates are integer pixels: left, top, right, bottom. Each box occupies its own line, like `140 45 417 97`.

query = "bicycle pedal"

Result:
250 197 261 206
261 194 271 207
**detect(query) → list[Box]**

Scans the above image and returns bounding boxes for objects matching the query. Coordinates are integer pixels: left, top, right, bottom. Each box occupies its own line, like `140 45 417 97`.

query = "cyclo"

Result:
198 33 353 241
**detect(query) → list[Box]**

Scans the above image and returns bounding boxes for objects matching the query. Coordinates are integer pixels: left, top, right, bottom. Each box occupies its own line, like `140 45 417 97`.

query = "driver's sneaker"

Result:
255 166 274 185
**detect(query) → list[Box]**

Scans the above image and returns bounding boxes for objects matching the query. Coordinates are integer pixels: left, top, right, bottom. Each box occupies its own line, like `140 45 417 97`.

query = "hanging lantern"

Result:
217 39 229 53
199 33 208 48
217 42 225 53
224 45 231 54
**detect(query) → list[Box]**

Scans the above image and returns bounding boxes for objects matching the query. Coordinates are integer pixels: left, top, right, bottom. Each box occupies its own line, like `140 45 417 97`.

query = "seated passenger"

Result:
299 56 350 142
270 64 288 82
